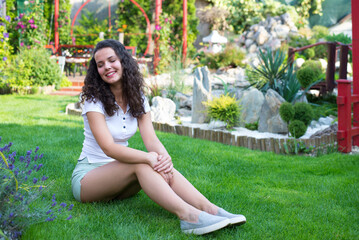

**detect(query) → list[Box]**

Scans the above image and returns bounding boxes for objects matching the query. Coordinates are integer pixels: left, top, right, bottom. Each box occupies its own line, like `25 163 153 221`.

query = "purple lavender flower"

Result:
39 185 43 191
66 215 72 220
41 175 48 181
60 202 67 208
35 146 39 153
2 57 7 61
9 212 14 218
27 169 32 175
36 164 43 171
33 178 38 184
24 176 28 181
51 201 57 207
39 153 43 158
19 156 25 161
3 32 9 38
5 16 10 22
33 164 37 170
52 194 56 200
45 217 54 222
46 209 52 214
68 204 74 211
27 150 32 155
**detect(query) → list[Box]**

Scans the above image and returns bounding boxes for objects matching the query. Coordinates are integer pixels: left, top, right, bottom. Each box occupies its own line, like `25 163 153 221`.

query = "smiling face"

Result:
94 47 123 86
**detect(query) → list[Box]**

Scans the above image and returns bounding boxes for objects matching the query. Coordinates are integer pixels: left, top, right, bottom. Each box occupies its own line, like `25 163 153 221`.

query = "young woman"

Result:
71 39 246 235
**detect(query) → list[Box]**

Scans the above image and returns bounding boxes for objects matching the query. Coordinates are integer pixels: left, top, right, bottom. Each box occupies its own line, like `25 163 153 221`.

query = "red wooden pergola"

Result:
53 0 188 69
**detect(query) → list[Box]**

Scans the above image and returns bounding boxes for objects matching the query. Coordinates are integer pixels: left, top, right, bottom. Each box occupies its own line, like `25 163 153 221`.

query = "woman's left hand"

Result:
153 154 173 174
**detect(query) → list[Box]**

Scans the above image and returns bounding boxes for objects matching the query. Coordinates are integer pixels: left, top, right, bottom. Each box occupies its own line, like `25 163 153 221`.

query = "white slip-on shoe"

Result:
216 208 246 225
180 211 230 235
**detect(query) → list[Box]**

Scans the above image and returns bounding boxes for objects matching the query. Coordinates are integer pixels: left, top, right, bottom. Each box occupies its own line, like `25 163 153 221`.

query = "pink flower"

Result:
164 18 168 23
19 13 24 19
155 25 161 31
33 25 38 29
30 24 35 28
28 19 34 24
20 42 24 47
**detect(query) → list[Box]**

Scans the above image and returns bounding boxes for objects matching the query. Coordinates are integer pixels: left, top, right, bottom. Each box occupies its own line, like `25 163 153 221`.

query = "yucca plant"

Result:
203 94 241 129
248 48 289 94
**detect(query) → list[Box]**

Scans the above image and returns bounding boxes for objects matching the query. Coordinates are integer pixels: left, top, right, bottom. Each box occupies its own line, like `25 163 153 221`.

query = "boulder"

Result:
150 96 176 123
258 89 288 133
238 88 264 124
192 67 212 123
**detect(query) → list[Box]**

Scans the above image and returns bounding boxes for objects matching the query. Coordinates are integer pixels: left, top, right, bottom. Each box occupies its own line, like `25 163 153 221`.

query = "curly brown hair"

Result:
81 39 145 118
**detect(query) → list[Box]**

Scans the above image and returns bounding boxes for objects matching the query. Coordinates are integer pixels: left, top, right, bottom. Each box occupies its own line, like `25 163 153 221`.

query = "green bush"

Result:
293 102 314 126
279 102 294 124
288 120 307 138
197 44 245 70
297 60 323 88
204 94 241 129
2 47 62 94
312 25 330 40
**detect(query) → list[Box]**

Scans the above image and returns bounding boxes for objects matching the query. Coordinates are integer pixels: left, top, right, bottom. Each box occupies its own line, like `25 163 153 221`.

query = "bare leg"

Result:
169 169 219 215
80 161 201 222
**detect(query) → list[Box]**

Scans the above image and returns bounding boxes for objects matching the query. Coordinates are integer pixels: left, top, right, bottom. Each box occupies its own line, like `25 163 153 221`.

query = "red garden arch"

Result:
54 0 188 69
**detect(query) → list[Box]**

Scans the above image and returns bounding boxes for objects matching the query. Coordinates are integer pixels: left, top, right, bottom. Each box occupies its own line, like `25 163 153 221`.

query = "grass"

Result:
0 94 358 239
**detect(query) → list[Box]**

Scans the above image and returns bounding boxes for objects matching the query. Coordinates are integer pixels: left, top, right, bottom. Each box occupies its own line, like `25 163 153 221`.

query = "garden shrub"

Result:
293 102 314 126
279 102 295 124
288 120 307 138
2 47 63 93
196 44 245 70
297 60 323 88
204 94 241 129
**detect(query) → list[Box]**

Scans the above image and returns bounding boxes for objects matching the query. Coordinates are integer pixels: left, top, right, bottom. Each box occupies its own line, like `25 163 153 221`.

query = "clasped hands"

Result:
148 152 174 185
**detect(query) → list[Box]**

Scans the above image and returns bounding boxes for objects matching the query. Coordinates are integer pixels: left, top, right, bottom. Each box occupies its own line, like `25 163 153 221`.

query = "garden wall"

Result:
152 122 337 154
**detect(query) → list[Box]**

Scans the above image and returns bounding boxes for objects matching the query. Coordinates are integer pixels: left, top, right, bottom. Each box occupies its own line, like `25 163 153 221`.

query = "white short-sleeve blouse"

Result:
79 96 151 163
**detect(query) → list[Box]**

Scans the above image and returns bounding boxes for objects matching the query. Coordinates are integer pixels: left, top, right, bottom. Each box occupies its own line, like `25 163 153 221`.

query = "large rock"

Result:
192 66 212 123
238 88 264 124
258 89 288 133
151 96 176 123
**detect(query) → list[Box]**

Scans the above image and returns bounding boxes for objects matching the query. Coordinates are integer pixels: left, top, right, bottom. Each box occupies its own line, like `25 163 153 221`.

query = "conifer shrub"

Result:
204 94 241 129
288 120 307 138
279 102 295 124
297 60 323 88
294 102 314 126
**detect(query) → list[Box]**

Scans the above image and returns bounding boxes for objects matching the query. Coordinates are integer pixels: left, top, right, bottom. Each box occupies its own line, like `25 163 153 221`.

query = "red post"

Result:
337 80 353 153
153 0 162 74
182 0 187 66
352 0 359 146
54 0 59 52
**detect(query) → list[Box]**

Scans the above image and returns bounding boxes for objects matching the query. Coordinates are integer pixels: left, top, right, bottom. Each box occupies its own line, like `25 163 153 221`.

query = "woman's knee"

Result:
134 163 153 174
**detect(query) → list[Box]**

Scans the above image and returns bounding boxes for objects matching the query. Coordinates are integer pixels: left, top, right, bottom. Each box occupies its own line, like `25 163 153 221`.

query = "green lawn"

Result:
0 95 358 240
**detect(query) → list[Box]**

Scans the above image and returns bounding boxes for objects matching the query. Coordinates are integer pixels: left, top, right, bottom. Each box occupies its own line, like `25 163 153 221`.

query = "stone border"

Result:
152 122 337 154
